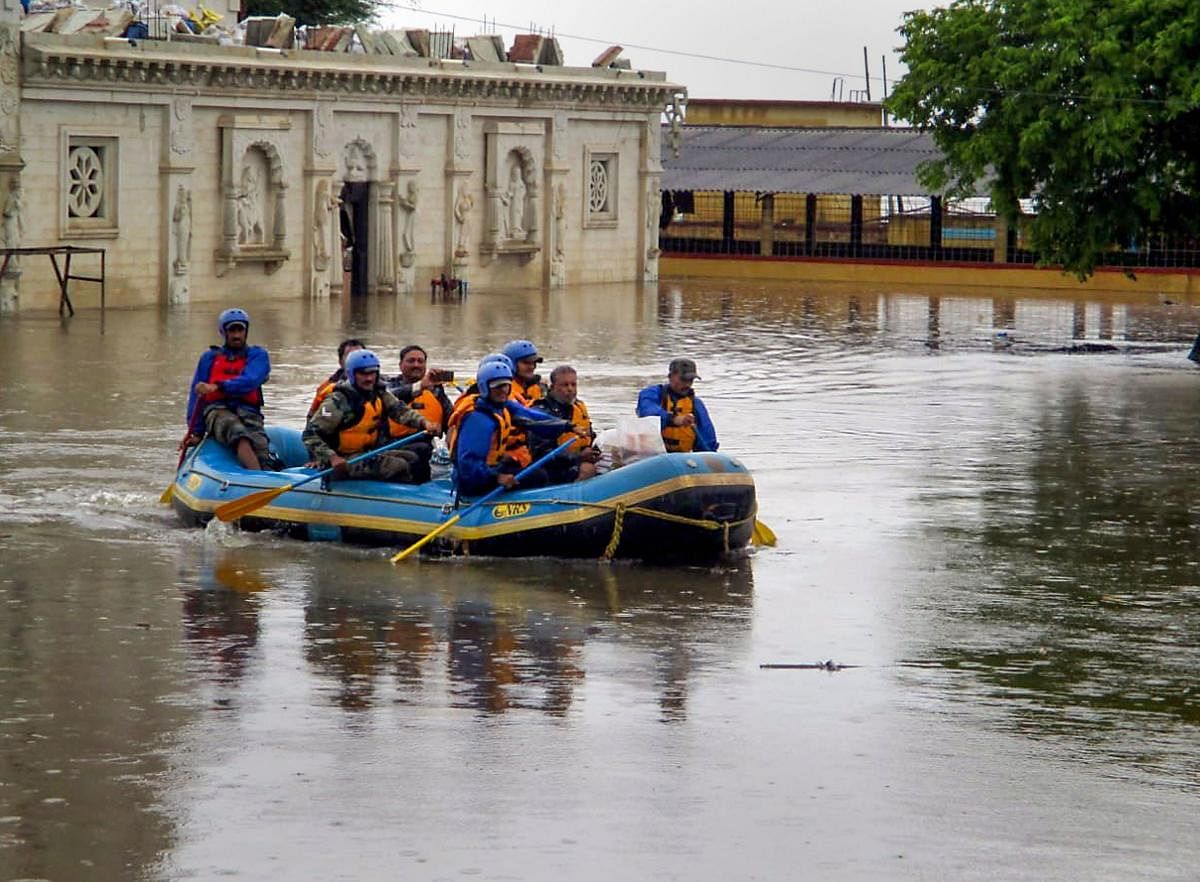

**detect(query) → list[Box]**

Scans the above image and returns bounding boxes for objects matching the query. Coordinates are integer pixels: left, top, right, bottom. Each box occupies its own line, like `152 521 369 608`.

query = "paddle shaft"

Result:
391 436 577 563
213 432 428 522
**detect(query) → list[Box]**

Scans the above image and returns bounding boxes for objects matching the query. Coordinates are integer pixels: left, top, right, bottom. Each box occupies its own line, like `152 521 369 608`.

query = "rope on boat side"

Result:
518 497 754 560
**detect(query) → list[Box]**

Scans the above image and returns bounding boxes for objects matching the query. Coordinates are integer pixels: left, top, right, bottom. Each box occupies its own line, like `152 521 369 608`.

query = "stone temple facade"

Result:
0 7 683 314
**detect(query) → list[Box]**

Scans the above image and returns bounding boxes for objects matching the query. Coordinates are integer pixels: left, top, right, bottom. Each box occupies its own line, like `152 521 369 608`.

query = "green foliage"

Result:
887 0 1200 277
244 0 375 27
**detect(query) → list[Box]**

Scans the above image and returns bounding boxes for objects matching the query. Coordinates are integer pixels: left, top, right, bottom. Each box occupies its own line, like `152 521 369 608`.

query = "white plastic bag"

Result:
594 415 665 472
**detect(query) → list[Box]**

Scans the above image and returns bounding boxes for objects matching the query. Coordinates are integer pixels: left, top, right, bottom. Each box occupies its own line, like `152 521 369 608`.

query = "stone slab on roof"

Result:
661 125 971 197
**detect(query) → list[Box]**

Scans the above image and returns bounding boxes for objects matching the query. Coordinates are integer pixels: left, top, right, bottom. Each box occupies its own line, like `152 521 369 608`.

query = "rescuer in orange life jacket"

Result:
636 357 719 453
531 364 601 483
302 349 442 483
447 356 577 496
307 338 366 420
184 307 279 470
385 344 454 484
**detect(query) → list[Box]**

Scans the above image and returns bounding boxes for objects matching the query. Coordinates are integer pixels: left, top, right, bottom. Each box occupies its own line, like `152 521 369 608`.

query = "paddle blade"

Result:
159 483 175 504
214 484 290 522
751 519 777 547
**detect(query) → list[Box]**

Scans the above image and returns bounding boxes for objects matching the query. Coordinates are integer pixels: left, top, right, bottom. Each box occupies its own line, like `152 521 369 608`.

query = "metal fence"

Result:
659 191 1200 269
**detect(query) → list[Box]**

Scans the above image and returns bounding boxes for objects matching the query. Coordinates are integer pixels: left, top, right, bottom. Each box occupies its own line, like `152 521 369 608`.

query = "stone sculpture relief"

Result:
646 182 660 258
169 97 193 158
500 160 526 240
344 141 369 182
312 177 337 271
453 111 470 164
236 166 265 245
172 184 192 272
398 104 418 162
553 182 566 258
396 179 417 267
454 184 473 256
2 177 23 275
313 102 334 160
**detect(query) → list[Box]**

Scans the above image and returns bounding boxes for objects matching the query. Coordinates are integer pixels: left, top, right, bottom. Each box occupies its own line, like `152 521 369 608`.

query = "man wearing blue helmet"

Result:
447 355 576 495
185 308 277 470
303 349 441 483
501 339 547 404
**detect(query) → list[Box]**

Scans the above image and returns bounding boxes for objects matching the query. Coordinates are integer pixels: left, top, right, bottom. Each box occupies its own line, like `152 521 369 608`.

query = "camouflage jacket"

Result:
302 381 425 464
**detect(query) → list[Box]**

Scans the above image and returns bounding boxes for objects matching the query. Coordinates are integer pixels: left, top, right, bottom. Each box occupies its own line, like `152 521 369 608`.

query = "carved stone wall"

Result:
8 34 681 310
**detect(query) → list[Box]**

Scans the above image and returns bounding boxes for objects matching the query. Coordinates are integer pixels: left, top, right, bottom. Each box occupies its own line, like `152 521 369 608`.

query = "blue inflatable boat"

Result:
169 427 758 561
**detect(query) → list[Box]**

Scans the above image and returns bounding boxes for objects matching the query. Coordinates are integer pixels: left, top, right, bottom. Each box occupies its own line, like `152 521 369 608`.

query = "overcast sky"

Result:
377 0 926 103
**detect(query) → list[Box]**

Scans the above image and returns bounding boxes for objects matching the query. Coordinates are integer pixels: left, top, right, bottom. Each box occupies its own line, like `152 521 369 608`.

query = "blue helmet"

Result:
477 352 514 374
344 349 382 376
477 359 514 395
502 339 541 364
218 307 250 336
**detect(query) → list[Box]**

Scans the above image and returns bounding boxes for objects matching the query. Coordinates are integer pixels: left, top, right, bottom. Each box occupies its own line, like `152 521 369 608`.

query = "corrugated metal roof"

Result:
661 126 964 197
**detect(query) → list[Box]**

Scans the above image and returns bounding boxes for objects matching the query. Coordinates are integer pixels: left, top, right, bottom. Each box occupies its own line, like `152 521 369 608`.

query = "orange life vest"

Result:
552 400 593 453
203 350 263 408
660 389 697 452
307 377 338 419
447 395 520 467
511 376 546 406
389 387 446 438
336 390 385 455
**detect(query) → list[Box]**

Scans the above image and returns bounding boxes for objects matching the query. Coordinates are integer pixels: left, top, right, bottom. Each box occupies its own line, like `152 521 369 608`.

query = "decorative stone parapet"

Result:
21 34 681 111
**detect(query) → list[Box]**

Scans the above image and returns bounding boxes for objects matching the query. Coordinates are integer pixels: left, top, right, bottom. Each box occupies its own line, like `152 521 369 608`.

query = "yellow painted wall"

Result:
686 100 882 128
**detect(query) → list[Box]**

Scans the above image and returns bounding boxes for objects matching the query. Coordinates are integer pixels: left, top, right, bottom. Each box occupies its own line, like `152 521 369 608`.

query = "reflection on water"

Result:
299 559 753 719
904 378 1200 784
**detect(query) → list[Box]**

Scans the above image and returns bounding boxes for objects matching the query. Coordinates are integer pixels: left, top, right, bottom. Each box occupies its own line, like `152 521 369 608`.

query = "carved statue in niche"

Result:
396 179 417 267
500 159 526 240
553 182 566 258
313 178 338 271
344 142 369 183
454 184 474 255
236 166 264 245
2 178 23 274
172 184 192 272
646 183 660 258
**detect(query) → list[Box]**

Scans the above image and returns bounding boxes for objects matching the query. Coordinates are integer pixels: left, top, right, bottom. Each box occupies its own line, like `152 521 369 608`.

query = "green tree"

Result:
887 0 1200 277
244 0 375 27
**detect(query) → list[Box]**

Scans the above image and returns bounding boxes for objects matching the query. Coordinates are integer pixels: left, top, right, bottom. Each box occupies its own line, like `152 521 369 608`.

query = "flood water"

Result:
2 280 1199 880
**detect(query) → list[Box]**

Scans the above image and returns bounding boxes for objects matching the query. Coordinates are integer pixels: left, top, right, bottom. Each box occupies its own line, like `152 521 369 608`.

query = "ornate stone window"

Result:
583 147 618 229
61 133 119 237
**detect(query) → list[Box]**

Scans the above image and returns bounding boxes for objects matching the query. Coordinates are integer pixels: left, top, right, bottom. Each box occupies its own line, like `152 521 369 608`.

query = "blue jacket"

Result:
186 344 271 432
453 398 568 492
636 383 718 452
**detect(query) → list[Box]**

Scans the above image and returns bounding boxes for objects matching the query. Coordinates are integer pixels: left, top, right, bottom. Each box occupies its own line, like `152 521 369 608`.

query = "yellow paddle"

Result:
751 518 777 547
213 433 427 523
391 437 576 563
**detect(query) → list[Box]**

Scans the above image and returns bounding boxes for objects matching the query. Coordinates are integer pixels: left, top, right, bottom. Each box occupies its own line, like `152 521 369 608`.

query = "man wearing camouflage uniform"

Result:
303 349 441 482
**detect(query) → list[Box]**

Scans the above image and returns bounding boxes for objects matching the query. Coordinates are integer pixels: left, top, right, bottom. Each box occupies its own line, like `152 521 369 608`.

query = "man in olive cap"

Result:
636 357 718 453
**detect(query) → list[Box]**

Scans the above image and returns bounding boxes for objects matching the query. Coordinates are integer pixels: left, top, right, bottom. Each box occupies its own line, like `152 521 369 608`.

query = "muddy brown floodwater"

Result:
2 280 1199 880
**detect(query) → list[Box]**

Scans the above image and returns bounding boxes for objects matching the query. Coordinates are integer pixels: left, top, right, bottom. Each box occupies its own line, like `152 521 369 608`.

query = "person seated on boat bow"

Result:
307 338 366 419
449 358 578 496
303 349 441 483
501 339 548 404
184 308 278 471
385 344 454 484
636 358 718 453
531 365 600 483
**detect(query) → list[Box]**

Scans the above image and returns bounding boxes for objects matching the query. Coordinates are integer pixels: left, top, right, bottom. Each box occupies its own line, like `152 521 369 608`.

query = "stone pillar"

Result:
446 109 473 285
546 111 569 288
640 120 662 282
163 96 196 305
1 16 24 314
308 101 338 299
374 181 396 294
